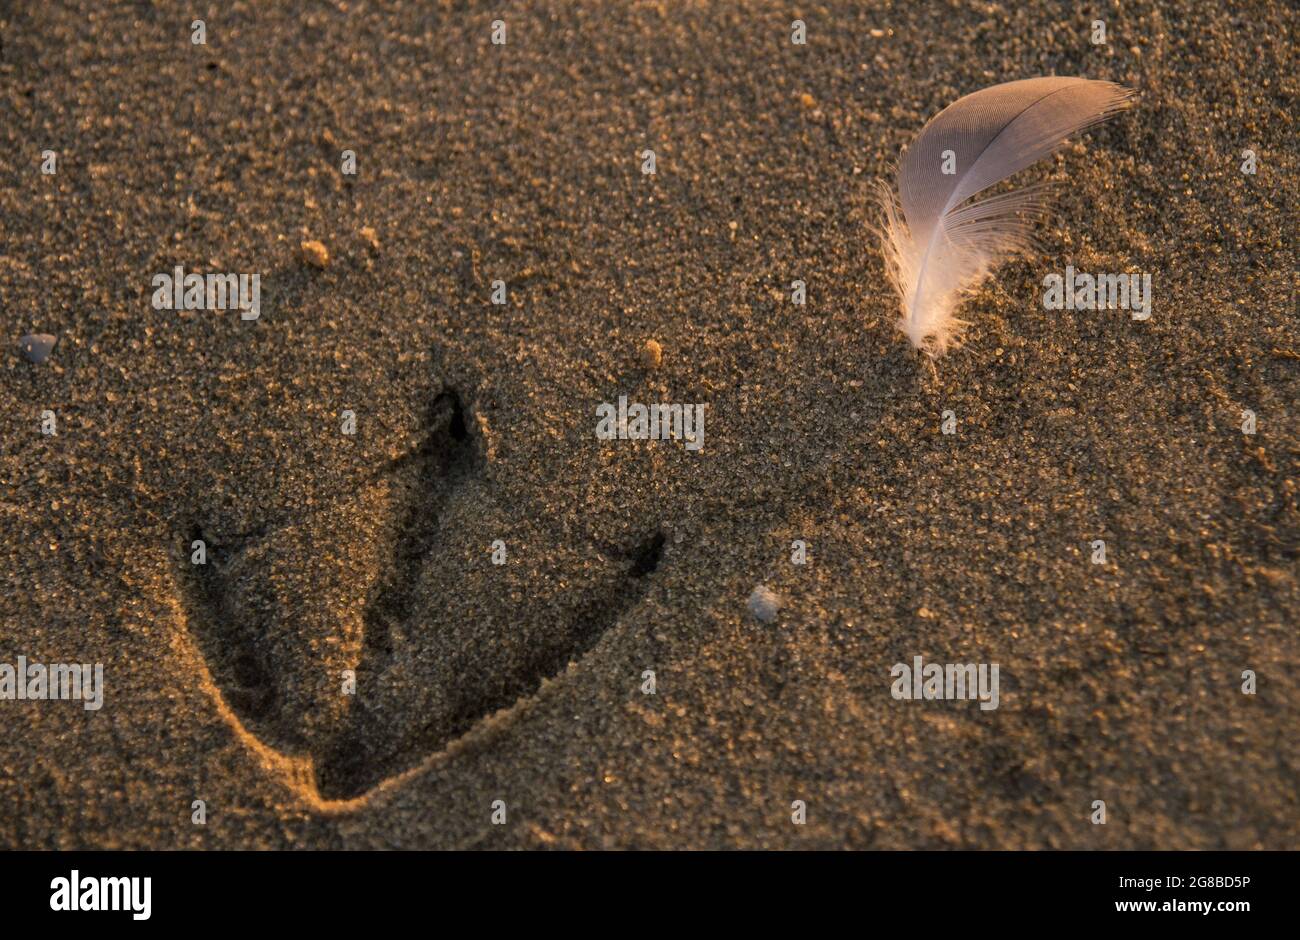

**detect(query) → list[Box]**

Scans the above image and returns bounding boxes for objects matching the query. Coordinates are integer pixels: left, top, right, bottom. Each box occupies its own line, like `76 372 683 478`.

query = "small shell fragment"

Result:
19 333 57 364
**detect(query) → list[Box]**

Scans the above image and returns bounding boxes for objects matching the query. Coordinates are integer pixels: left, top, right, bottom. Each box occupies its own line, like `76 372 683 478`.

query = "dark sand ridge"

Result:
0 1 1295 847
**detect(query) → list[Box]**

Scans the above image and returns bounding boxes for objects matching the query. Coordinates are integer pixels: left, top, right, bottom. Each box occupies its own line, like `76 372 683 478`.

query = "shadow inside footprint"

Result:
186 526 284 736
361 389 478 663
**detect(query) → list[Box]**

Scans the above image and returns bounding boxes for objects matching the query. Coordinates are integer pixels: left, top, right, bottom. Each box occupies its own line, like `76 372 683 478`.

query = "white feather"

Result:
878 77 1134 356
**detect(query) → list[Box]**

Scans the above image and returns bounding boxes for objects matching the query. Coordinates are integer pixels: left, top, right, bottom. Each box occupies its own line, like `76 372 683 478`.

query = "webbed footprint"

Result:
181 387 662 800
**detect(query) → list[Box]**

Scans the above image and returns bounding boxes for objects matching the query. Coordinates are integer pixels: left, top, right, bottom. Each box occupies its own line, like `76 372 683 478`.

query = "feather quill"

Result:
878 77 1133 356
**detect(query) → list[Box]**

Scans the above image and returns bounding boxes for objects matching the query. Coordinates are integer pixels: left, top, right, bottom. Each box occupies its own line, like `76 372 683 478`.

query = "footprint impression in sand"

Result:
180 387 663 800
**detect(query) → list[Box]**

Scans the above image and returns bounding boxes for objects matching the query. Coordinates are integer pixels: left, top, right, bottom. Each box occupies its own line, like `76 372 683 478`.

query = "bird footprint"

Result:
180 386 662 800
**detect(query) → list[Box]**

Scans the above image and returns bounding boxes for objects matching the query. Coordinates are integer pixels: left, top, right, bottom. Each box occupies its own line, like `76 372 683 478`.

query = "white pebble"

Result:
747 584 781 623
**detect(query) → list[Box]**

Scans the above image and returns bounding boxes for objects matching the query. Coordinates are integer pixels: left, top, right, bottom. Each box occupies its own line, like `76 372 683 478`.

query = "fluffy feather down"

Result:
878 77 1133 357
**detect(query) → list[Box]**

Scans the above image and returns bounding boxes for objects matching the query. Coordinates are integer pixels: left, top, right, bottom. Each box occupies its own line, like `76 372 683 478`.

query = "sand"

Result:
0 0 1295 849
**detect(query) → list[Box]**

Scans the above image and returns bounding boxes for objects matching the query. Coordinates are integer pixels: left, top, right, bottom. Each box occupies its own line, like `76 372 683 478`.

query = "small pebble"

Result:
300 239 330 269
747 584 781 623
640 338 663 369
19 333 57 364
799 92 817 109
360 226 380 250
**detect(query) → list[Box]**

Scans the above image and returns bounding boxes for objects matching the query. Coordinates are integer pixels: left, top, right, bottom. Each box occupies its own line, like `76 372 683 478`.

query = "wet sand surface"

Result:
0 1 1296 848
